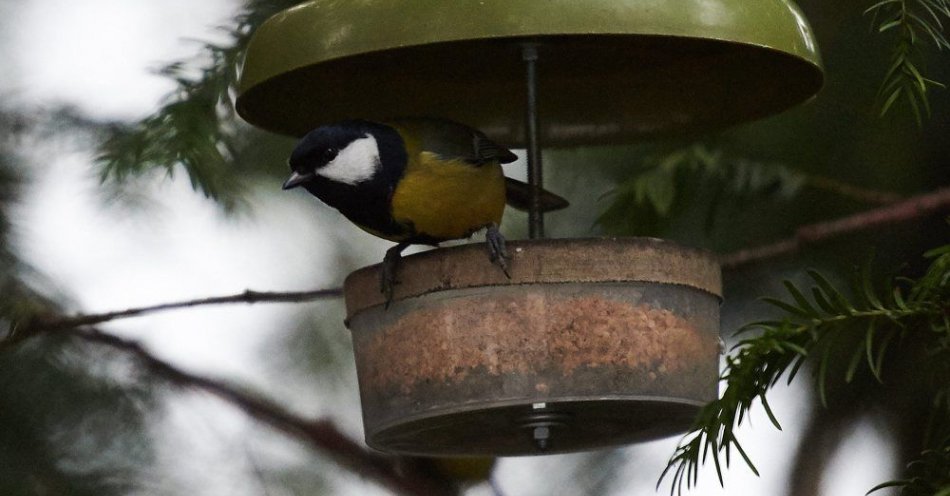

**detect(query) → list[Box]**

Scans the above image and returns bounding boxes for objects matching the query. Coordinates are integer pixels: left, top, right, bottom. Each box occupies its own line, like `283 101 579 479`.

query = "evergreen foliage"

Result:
867 0 950 123
596 143 806 235
661 243 950 495
0 335 156 496
95 0 302 211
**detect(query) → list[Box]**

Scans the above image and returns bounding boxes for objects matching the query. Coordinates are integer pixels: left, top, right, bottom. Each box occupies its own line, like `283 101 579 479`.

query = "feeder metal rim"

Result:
366 395 708 453
369 394 709 433
343 237 723 317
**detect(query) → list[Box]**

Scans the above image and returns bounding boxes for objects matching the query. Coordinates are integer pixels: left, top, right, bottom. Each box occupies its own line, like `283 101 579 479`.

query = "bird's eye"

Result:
323 148 338 161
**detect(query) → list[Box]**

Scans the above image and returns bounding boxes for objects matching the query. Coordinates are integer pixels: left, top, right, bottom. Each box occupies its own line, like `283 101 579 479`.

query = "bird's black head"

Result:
283 120 401 190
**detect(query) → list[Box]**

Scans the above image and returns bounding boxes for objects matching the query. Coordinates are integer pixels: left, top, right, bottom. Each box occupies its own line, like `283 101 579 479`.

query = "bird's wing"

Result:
387 118 517 165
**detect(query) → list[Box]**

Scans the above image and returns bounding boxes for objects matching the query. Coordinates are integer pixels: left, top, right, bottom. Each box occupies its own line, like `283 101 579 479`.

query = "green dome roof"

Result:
237 0 823 145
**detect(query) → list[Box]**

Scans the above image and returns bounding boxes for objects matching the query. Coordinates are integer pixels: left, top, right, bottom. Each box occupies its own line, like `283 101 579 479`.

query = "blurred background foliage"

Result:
0 0 948 495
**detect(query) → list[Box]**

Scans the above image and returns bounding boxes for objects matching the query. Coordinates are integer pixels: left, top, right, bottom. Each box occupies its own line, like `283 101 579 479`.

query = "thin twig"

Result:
804 174 903 205
70 327 457 496
34 288 343 332
721 186 950 269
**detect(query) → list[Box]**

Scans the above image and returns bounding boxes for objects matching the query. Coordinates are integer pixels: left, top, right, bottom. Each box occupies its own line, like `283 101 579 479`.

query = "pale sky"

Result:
2 1 895 495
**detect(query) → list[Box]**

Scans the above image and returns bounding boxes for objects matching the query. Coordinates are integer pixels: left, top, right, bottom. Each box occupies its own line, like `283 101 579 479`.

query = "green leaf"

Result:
784 280 820 316
866 479 909 494
904 55 928 84
873 327 899 380
787 353 809 385
893 286 910 310
880 86 904 116
918 0 947 25
710 437 724 486
808 270 855 314
907 88 925 126
862 264 885 310
879 19 903 32
923 244 950 258
817 343 831 407
865 0 902 15
657 457 677 492
646 171 676 215
731 438 760 476
812 286 840 314
761 297 813 319
782 341 809 356
865 320 884 382
845 344 865 383
760 394 783 430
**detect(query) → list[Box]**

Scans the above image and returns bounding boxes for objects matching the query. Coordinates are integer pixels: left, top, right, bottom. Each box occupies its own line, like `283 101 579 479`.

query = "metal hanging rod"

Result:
522 43 544 239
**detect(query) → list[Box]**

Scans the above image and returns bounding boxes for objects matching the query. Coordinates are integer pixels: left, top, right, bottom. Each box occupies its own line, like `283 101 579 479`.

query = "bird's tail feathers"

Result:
504 177 570 213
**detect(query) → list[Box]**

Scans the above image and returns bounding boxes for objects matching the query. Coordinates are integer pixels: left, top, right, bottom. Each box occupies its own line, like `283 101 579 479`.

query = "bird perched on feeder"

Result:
282 118 568 301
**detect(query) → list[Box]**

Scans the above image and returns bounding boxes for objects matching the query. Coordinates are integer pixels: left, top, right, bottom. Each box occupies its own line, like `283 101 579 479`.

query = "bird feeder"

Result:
344 238 721 454
237 0 823 455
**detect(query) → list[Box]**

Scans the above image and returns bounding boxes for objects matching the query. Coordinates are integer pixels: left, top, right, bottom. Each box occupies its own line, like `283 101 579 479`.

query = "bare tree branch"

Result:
785 405 852 496
804 174 903 205
29 288 343 332
69 327 458 496
721 187 950 269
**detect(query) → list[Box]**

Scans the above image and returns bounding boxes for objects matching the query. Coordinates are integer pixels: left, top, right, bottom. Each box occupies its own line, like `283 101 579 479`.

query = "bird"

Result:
398 456 498 493
282 118 568 302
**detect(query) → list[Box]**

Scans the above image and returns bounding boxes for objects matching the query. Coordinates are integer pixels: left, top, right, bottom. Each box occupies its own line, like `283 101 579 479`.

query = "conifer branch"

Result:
597 143 905 236
867 0 950 123
96 0 303 209
661 242 950 494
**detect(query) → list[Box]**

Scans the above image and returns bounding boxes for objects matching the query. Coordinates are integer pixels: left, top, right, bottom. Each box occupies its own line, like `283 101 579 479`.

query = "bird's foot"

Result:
485 224 511 278
380 242 410 308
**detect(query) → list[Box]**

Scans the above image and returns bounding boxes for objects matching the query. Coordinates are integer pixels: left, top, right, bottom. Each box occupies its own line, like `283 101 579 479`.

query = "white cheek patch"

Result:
316 135 381 185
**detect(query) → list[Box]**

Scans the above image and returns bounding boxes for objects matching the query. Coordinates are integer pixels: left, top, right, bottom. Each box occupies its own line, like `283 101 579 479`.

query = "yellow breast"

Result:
390 151 506 242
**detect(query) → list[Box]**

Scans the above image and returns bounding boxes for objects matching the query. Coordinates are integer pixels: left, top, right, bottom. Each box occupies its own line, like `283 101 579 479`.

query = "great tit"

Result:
398 456 497 493
282 118 568 301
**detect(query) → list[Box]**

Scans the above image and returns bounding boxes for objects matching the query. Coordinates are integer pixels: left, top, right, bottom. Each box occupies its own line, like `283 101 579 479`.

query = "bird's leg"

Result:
380 241 411 307
485 223 511 278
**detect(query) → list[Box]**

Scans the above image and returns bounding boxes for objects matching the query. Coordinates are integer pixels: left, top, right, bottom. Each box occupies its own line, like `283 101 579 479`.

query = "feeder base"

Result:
370 398 701 456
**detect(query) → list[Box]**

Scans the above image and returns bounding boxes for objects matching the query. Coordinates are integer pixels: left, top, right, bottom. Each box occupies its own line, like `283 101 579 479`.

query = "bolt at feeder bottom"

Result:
533 427 550 450
520 411 570 452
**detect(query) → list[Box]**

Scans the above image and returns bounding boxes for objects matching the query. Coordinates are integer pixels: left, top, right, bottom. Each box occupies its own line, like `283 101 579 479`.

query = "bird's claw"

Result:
380 265 397 309
486 224 511 278
380 242 409 308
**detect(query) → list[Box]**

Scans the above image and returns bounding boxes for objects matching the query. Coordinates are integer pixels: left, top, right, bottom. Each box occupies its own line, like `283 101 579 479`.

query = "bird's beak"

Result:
282 171 315 190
